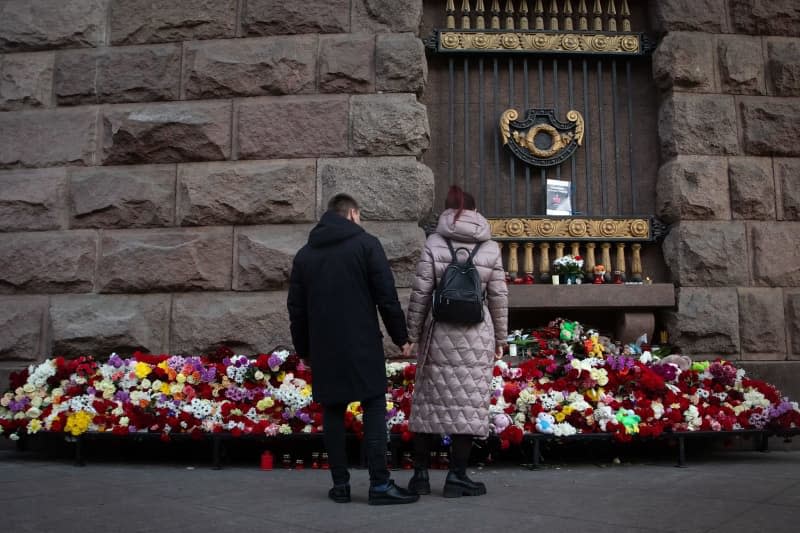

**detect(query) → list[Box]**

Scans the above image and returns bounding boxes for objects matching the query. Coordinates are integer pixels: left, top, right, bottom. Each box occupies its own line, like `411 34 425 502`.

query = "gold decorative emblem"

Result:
441 33 461 48
471 33 490 48
500 108 585 167
620 35 639 52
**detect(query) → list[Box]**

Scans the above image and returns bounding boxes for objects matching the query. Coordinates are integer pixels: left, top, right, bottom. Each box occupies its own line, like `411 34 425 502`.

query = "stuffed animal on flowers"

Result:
615 408 641 435
582 331 605 358
535 412 555 434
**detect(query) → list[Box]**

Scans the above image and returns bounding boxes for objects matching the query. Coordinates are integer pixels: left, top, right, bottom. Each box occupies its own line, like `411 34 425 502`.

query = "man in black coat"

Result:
287 193 418 505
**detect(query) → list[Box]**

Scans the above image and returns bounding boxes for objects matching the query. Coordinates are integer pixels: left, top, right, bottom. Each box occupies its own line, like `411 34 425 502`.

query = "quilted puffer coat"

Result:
406 209 508 436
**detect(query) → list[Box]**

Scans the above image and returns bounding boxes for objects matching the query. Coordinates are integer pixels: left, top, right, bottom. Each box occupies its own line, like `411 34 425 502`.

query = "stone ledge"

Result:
507 283 676 309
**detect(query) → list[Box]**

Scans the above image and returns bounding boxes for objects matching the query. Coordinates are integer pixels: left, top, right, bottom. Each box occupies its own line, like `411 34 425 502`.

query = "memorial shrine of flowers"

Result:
3 319 798 461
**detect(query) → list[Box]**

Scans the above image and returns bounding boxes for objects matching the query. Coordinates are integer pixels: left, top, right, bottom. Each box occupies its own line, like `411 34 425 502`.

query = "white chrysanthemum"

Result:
68 395 97 414
27 360 56 388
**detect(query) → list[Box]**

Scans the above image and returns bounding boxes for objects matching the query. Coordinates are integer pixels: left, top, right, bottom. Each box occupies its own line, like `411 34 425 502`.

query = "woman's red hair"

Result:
445 185 476 223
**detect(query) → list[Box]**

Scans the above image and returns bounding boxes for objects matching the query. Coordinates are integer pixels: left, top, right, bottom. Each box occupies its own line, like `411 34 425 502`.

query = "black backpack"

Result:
433 239 485 324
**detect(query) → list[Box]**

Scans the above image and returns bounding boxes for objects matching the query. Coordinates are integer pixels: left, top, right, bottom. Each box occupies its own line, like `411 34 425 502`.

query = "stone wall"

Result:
651 0 800 397
0 0 433 371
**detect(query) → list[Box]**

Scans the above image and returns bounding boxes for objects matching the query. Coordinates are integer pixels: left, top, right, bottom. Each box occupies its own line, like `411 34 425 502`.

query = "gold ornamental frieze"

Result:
488 217 653 241
435 30 644 55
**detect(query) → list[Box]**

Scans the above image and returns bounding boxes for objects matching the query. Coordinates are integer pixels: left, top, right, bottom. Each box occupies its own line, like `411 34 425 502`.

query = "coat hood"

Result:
308 211 364 248
435 209 492 243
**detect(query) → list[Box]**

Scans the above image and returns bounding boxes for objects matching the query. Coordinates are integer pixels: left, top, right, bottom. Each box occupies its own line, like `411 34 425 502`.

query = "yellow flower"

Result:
158 360 169 372
176 374 186 384
65 411 93 436
347 402 362 414
562 406 574 416
555 412 566 422
27 419 42 434
160 383 170 395
134 362 152 379
256 397 274 411
300 385 312 398
277 371 286 383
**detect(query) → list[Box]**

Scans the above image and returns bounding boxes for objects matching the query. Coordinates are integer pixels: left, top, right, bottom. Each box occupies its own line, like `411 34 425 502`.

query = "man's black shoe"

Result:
368 480 420 505
407 468 431 495
443 471 487 498
328 484 351 503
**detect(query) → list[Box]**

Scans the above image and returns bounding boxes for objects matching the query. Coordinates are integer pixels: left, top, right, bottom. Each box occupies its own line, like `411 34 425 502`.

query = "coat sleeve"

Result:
286 256 310 358
366 236 409 348
487 246 509 345
406 242 436 344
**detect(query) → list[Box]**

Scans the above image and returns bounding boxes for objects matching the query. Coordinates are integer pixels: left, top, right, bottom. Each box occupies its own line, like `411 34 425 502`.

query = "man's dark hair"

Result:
327 193 360 217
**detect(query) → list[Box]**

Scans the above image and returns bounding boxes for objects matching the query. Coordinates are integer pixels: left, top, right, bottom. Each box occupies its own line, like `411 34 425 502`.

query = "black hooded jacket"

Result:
287 211 408 404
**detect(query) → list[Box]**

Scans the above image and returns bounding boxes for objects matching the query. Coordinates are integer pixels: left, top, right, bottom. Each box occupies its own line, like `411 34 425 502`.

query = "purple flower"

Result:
222 357 231 366
167 356 185 371
268 354 282 369
9 398 30 413
114 390 130 403
201 367 216 383
109 354 124 368
86 386 97 396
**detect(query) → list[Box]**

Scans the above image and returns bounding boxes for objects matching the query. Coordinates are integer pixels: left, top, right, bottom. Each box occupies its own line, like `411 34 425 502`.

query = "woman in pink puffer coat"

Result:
403 185 508 498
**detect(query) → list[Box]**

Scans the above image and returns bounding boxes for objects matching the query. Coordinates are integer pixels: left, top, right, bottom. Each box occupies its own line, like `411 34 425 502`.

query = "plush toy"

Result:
615 408 641 435
593 264 606 284
535 412 555 434
587 333 604 358
655 354 692 371
560 321 579 342
593 404 616 432
491 413 512 435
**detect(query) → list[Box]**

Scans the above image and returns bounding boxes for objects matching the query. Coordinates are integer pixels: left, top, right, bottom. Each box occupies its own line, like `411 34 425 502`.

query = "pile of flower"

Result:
488 320 800 448
2 320 799 447
0 348 415 442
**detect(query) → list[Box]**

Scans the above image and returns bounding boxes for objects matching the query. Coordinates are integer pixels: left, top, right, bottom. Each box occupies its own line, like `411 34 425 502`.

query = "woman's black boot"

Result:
442 470 486 498
407 468 431 495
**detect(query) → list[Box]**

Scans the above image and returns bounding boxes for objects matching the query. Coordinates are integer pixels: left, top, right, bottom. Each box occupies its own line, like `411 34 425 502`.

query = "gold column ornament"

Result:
505 0 515 29
447 0 457 29
601 242 612 281
621 0 631 31
554 241 565 260
549 0 559 30
593 0 603 31
524 242 535 276
519 0 529 29
615 242 626 277
534 0 544 30
631 243 642 281
508 242 520 277
476 0 486 28
578 0 588 30
491 0 501 28
564 0 574 30
461 0 472 28
584 242 597 273
539 242 551 280
607 0 617 32
497 241 504 272
571 241 580 258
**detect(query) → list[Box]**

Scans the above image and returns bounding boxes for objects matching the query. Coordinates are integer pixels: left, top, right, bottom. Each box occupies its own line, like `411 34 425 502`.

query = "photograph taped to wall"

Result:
546 179 572 216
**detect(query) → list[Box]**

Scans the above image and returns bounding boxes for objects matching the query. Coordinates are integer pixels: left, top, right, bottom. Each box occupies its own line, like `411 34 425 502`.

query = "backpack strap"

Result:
444 238 483 264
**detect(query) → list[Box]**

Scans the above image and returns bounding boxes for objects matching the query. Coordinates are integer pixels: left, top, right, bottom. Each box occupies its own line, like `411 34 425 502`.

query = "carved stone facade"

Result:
0 0 431 379
651 0 800 397
0 0 799 396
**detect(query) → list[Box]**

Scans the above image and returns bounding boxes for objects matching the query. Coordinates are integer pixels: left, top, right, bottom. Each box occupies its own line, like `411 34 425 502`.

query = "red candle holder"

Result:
260 451 273 470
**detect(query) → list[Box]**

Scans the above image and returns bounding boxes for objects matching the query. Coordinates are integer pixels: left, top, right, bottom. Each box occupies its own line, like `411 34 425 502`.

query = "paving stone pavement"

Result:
2 441 799 533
